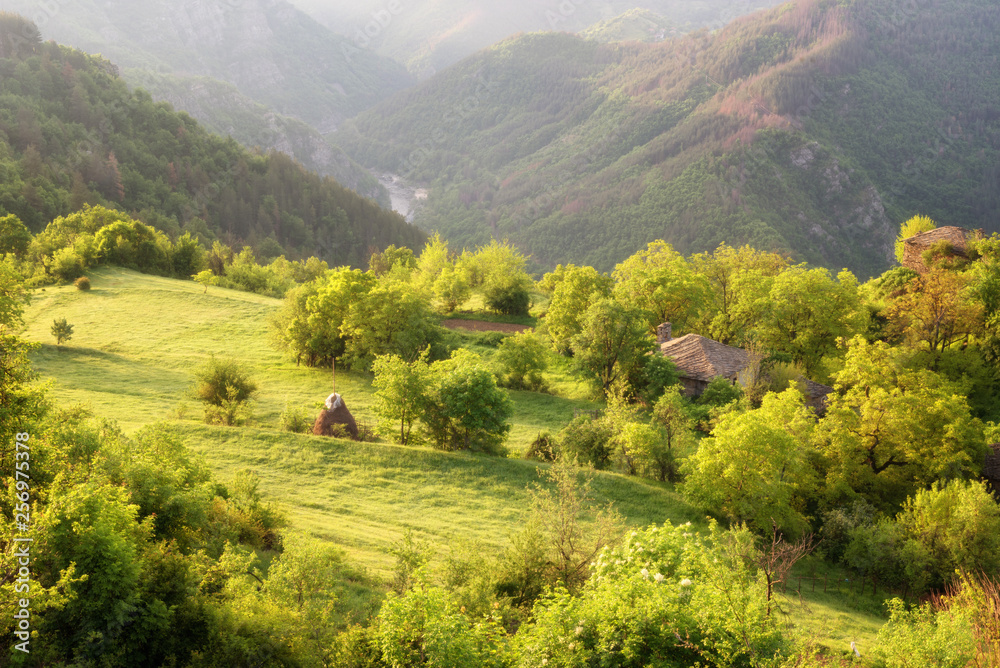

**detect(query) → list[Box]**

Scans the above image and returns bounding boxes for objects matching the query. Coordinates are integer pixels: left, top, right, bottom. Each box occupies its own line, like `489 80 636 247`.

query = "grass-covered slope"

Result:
21 267 698 574
335 0 1000 277
0 18 425 265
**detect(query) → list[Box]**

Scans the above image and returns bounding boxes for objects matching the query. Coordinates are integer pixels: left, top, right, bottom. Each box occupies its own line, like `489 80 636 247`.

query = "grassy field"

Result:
21 268 696 569
21 267 889 653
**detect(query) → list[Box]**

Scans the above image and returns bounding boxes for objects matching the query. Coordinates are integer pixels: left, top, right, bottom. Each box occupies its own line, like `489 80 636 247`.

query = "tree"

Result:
895 214 937 263
689 244 788 345
0 214 31 256
886 268 982 361
527 464 624 591
432 264 471 313
754 266 867 378
570 298 653 398
51 317 74 346
372 351 431 445
495 331 548 391
681 389 815 535
817 337 986 510
423 352 513 454
612 240 708 334
651 386 695 481
340 279 441 370
543 264 613 353
895 480 1000 591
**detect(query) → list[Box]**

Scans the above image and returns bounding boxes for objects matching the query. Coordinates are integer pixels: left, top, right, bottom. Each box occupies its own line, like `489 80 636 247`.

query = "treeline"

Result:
0 13 425 268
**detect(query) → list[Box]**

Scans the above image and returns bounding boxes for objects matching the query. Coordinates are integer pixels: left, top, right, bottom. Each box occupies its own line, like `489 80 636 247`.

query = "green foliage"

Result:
558 413 614 469
271 268 442 370
682 389 815 535
50 316 73 345
514 522 791 668
371 351 431 445
194 357 258 426
543 264 614 353
279 405 312 434
496 331 549 391
895 480 1000 591
873 599 975 668
613 240 708 333
818 337 986 510
895 214 938 263
0 37 424 264
423 352 514 454
0 213 31 256
525 431 558 462
571 298 654 397
73 276 90 291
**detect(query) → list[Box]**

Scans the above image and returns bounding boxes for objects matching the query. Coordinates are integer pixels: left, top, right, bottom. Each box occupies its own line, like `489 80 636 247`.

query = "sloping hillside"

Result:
20 267 695 574
334 0 1000 277
124 69 390 205
0 15 425 265
3 0 414 129
289 0 785 77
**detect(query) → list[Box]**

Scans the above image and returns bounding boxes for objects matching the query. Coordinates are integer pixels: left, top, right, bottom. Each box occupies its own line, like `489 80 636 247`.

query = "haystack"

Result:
312 393 358 439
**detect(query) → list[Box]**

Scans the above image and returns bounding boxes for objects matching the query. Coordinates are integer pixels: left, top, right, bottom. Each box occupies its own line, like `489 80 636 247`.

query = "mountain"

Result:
580 9 674 44
287 0 785 78
123 69 390 206
333 0 1000 277
2 0 414 201
3 0 414 128
0 14 426 266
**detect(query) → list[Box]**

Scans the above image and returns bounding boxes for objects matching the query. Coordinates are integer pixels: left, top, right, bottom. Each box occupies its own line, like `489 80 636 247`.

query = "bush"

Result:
279 406 312 433
74 276 91 291
525 432 558 462
484 281 531 317
194 357 258 426
51 317 74 345
496 331 548 391
558 414 613 469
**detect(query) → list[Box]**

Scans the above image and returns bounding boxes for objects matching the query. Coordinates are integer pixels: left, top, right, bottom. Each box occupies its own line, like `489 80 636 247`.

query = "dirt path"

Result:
440 319 532 334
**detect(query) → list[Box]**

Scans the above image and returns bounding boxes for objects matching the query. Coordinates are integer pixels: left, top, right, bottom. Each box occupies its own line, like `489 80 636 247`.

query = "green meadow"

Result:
21 267 887 651
21 268 696 568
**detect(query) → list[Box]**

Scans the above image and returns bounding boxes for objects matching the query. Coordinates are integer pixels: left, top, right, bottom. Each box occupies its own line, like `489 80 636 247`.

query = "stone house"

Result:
656 322 833 414
901 226 982 273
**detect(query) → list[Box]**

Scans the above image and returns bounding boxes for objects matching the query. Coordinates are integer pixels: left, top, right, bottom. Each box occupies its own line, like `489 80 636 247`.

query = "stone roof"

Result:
660 334 751 383
985 444 1000 481
902 226 981 273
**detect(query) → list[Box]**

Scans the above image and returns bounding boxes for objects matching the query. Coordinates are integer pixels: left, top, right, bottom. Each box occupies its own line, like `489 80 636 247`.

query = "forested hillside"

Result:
288 0 785 77
1 0 413 197
0 14 425 266
123 69 389 205
335 0 1000 277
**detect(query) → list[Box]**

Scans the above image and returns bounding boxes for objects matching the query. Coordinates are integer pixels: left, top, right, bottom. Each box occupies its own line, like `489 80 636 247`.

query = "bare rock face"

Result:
312 393 358 439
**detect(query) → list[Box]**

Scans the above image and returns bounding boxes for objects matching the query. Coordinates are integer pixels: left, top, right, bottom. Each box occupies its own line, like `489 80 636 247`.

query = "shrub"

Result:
484 281 531 317
74 276 91 291
279 406 312 433
525 432 558 462
558 414 613 469
194 357 258 426
496 331 548 391
51 317 73 345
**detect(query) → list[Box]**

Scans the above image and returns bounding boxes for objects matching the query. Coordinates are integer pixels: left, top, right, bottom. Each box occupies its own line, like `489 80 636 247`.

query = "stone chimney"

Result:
656 322 672 346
